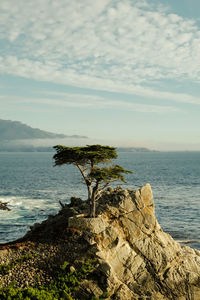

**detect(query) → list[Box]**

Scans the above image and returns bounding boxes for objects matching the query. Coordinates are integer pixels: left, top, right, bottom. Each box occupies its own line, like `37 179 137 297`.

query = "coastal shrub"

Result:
0 260 97 300
0 285 55 300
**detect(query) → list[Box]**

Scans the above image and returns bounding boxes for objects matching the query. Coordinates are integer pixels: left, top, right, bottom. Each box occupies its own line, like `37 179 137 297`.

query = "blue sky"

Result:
0 0 200 150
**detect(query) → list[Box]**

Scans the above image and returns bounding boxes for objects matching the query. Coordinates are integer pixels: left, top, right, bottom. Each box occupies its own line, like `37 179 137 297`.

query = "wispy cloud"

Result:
0 92 179 113
1 0 200 103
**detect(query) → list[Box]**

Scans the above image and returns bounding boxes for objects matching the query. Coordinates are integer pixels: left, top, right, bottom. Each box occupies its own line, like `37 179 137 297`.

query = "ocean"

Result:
0 151 199 249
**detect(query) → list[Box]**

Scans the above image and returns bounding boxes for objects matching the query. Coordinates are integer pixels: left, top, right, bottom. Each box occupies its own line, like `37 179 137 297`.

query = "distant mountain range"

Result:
0 119 88 152
0 119 87 141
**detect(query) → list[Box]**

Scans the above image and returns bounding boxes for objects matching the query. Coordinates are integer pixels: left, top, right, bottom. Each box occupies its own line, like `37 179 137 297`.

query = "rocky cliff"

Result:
0 184 200 299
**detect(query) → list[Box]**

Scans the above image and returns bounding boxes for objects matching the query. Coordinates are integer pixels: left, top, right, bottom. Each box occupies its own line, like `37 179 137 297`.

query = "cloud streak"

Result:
0 92 179 114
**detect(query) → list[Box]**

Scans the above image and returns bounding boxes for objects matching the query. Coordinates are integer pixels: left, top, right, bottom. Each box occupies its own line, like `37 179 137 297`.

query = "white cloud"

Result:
1 55 200 106
1 0 200 103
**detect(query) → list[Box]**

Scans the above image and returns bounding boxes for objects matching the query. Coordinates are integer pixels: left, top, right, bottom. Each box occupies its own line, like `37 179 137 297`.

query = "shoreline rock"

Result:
0 201 10 211
0 184 200 299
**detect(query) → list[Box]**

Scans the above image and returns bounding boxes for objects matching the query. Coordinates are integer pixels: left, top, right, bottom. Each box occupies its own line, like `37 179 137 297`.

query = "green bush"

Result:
0 260 97 300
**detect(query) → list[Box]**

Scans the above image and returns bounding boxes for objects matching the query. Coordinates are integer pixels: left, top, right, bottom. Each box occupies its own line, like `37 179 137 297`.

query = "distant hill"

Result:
0 119 87 140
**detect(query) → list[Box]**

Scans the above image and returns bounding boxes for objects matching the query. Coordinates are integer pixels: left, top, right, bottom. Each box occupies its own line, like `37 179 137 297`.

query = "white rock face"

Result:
70 184 200 299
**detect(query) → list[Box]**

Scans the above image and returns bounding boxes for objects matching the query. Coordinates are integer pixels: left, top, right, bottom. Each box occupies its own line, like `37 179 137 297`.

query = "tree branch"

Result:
76 163 90 185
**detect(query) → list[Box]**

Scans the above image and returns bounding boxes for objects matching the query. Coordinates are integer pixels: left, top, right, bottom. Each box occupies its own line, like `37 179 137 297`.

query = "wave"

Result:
0 195 60 210
176 239 200 246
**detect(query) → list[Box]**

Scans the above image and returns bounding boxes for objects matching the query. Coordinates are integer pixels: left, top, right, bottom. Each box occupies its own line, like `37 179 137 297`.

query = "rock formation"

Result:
0 184 200 299
67 184 200 299
0 201 10 211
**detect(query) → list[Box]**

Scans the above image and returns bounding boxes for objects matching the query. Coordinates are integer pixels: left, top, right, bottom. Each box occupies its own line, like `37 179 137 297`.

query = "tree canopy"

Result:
53 144 117 166
53 144 132 217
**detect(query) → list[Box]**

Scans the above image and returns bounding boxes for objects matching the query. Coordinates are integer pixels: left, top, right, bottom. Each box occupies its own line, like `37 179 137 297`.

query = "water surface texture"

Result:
0 151 199 249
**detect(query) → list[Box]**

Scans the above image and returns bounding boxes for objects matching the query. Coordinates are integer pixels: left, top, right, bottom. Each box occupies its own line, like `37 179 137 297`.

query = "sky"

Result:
0 0 200 151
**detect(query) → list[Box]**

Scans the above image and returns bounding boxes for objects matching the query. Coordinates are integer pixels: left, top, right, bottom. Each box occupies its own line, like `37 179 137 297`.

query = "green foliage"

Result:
89 165 132 183
0 284 55 300
53 144 117 166
0 260 97 300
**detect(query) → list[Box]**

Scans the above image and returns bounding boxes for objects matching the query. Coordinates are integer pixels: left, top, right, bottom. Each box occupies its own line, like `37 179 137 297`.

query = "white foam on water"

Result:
34 189 55 193
0 195 62 242
0 195 59 209
0 195 60 227
0 212 22 221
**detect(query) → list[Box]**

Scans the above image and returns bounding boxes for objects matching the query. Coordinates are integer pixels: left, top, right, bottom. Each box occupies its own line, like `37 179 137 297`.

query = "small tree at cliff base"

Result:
53 144 132 217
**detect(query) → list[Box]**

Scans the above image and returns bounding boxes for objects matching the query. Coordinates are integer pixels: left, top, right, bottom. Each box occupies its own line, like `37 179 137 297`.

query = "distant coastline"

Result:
0 146 55 152
0 146 199 153
0 146 157 152
117 147 158 152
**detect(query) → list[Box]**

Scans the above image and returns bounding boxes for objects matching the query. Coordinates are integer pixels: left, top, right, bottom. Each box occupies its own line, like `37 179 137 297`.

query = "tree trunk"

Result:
76 164 93 216
75 163 98 218
86 183 96 218
90 196 96 218
87 185 94 217
89 183 99 218
87 185 92 200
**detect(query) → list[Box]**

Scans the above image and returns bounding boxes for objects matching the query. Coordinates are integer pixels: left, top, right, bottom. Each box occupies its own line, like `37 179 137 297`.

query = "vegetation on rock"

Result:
53 144 132 217
0 259 107 300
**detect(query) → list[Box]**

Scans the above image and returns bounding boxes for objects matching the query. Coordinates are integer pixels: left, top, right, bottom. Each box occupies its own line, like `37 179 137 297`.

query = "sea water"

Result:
0 151 199 249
